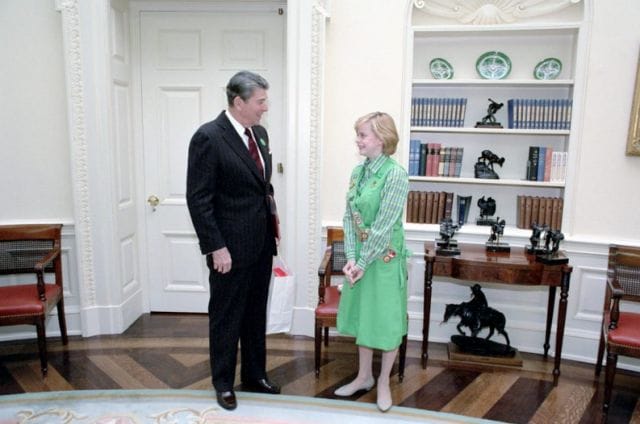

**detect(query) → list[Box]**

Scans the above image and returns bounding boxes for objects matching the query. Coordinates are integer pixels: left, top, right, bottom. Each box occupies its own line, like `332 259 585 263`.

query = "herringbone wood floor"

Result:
1 313 639 423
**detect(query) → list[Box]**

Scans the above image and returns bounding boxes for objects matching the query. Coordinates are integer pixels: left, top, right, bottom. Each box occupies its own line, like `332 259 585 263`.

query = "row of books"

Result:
408 140 464 177
516 196 563 230
525 147 567 182
406 191 454 224
507 98 572 130
411 97 467 127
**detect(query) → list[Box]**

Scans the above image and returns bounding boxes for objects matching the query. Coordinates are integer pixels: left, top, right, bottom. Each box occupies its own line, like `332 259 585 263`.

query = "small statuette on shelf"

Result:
475 98 504 128
474 149 504 179
485 217 510 253
435 218 460 256
525 222 549 254
535 229 569 265
476 196 497 226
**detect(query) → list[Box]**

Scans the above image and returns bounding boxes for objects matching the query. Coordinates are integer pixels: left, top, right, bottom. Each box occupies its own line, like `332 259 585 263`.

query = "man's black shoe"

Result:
242 378 281 394
216 390 237 410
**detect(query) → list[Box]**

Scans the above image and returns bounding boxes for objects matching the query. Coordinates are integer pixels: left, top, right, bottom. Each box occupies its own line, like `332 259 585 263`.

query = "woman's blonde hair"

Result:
354 112 399 155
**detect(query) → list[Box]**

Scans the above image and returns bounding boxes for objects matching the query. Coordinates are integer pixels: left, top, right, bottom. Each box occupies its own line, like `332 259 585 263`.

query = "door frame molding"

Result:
57 0 328 336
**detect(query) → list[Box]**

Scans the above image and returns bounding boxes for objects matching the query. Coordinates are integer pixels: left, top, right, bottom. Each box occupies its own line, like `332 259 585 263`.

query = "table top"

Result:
424 242 571 286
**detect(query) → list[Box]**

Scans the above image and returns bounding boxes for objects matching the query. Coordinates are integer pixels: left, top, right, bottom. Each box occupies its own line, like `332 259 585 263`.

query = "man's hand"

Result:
211 247 232 274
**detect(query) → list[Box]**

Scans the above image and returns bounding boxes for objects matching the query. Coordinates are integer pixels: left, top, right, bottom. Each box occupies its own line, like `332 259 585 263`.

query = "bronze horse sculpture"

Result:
442 284 510 347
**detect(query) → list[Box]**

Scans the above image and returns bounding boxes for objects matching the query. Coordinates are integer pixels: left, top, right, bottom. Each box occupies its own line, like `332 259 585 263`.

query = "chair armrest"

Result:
34 246 60 273
607 276 624 329
317 246 332 278
317 246 333 304
607 275 625 298
34 247 61 301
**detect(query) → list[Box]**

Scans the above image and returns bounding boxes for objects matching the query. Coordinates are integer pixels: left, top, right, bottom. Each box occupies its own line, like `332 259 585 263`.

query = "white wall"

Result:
321 1 640 246
0 0 73 222
571 0 640 242
321 0 408 223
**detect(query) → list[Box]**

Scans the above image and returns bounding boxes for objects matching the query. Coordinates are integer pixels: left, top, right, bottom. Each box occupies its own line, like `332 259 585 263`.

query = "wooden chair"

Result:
595 244 640 414
315 226 407 380
0 224 68 377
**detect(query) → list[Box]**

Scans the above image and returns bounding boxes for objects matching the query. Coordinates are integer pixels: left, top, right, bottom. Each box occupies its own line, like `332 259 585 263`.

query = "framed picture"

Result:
627 51 640 156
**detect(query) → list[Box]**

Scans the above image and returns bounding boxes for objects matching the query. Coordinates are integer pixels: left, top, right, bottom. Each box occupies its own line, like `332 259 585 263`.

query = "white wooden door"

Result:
140 10 285 312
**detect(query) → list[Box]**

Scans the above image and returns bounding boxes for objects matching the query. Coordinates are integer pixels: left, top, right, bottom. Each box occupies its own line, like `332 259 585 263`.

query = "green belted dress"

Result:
337 156 409 351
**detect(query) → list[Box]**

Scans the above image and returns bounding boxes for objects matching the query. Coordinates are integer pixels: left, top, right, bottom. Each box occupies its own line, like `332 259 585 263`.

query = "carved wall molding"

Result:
413 0 582 25
56 0 97 307
307 1 330 307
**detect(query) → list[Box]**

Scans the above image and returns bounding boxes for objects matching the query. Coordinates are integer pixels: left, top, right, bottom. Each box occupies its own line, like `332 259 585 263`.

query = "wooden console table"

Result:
422 243 572 386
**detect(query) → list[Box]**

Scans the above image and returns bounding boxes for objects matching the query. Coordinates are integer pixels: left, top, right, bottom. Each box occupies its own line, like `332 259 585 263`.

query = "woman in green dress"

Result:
334 112 409 412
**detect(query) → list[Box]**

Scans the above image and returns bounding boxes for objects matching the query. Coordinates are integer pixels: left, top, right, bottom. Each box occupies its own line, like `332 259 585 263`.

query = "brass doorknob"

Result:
147 195 160 209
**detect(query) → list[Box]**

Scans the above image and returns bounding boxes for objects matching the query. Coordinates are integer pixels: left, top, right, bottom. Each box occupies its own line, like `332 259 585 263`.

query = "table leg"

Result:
544 287 556 358
422 255 434 369
552 265 572 386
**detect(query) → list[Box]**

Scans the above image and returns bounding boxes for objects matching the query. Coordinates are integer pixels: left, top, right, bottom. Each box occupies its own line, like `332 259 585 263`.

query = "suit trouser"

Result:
207 243 273 392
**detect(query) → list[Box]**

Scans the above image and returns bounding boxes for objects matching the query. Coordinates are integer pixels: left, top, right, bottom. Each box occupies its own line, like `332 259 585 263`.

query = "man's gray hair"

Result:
226 71 269 106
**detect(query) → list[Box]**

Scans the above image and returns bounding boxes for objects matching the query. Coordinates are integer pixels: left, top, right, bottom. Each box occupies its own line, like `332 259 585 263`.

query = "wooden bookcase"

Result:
404 8 585 237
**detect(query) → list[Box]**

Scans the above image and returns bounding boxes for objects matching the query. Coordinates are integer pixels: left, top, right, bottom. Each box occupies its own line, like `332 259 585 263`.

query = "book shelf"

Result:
405 7 584 235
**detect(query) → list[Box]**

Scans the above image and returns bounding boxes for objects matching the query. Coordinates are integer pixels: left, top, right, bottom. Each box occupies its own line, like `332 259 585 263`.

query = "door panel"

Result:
141 11 285 312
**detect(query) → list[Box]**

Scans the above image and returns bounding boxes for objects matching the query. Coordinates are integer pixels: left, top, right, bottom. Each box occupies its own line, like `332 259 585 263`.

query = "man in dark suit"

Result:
186 71 280 411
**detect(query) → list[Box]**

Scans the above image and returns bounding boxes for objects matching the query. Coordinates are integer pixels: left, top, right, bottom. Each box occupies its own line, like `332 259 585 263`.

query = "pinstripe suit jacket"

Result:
186 111 277 268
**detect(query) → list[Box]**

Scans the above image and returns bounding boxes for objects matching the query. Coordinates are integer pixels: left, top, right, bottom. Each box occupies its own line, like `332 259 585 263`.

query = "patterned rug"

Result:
0 389 502 424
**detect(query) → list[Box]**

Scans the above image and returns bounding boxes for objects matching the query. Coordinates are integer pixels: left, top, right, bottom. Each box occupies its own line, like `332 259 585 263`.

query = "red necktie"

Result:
245 128 264 177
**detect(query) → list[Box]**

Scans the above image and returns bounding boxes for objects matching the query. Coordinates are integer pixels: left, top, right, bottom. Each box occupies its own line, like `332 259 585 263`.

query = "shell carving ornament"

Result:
413 0 582 25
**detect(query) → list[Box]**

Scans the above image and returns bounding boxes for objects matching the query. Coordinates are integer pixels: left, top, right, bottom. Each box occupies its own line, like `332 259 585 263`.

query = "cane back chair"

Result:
595 244 640 414
0 224 68 377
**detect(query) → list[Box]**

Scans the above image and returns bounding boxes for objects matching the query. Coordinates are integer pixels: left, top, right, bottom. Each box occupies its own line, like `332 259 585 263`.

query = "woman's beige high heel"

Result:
376 383 392 412
334 376 375 396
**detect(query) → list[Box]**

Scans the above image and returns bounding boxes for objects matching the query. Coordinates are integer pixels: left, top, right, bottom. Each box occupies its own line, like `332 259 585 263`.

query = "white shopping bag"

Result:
266 256 295 334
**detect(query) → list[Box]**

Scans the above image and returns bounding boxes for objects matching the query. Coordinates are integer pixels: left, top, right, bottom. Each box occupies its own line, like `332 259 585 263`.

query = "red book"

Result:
431 143 442 176
426 143 435 176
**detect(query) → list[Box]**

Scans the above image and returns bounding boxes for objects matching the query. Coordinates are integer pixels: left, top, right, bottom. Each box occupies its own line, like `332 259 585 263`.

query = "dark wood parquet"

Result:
1 313 639 424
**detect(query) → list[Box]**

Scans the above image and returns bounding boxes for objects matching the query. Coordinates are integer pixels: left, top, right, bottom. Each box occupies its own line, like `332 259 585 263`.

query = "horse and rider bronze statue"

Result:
442 284 514 356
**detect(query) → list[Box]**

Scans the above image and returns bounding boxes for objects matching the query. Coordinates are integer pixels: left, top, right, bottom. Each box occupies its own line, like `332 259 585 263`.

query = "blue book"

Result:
457 98 465 127
551 99 560 130
411 98 416 126
444 98 451 127
422 97 429 127
534 99 541 129
537 147 546 181
455 147 463 177
528 146 539 180
507 99 515 128
434 98 441 127
408 139 420 175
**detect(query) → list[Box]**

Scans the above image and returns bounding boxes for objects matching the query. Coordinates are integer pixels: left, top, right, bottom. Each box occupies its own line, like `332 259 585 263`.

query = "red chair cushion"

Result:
315 285 340 317
0 284 61 317
608 311 640 349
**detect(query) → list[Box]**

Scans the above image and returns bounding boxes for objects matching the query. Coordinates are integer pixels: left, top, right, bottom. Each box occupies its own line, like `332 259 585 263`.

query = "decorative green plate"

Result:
429 58 454 80
476 51 511 80
533 57 562 80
